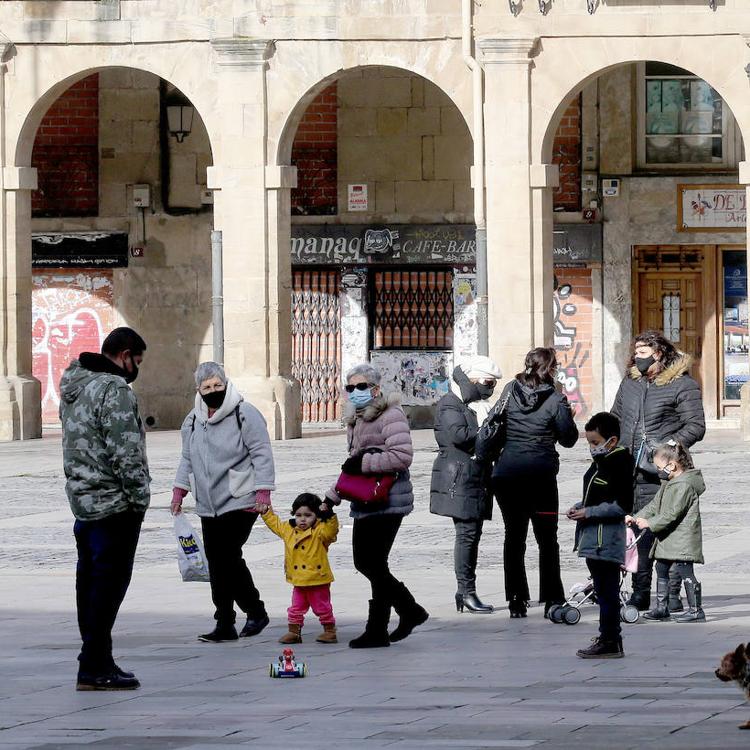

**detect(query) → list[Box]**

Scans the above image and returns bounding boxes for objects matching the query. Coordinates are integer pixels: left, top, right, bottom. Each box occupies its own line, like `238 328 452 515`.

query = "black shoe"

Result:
626 592 651 612
389 604 429 642
508 596 528 618
576 637 624 659
643 578 671 621
113 663 135 679
198 624 238 642
349 599 391 649
76 671 140 691
674 580 705 623
239 614 269 638
456 592 494 614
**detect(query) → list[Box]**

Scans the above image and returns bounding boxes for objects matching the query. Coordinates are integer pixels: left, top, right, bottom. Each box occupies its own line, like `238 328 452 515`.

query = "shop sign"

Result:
291 224 476 265
724 264 748 296
552 224 602 264
32 232 129 268
678 184 746 232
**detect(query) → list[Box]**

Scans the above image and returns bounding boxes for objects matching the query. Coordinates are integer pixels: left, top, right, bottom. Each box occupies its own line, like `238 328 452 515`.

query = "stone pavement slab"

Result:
0 429 749 749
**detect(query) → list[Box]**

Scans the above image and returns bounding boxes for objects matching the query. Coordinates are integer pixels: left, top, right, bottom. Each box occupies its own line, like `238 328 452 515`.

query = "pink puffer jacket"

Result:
338 392 414 519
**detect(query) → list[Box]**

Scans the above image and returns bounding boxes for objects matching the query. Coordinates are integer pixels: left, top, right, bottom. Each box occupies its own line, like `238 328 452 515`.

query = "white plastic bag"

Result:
173 513 210 582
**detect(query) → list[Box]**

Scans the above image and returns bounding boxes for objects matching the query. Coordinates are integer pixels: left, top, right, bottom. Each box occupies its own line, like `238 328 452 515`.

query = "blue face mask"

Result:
349 388 374 409
590 438 614 459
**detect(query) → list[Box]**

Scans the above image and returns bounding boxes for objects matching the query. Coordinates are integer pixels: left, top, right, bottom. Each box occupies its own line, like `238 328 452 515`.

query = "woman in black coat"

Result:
489 347 579 618
611 330 705 612
430 357 503 614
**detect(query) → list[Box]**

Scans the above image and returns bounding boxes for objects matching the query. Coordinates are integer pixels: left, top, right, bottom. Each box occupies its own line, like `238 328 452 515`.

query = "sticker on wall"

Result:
370 351 451 406
347 184 368 212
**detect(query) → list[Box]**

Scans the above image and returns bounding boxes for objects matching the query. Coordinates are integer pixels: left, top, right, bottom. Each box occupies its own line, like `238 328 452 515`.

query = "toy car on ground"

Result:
269 647 307 678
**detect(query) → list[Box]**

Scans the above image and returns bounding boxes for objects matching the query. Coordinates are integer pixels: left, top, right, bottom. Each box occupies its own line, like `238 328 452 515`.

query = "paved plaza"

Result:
2 427 750 749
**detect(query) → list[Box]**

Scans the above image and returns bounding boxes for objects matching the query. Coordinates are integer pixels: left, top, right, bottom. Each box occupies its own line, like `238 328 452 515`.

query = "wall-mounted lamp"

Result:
166 98 194 143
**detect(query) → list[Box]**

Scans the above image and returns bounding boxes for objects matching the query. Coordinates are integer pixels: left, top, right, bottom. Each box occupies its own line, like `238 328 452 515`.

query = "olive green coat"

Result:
639 469 705 563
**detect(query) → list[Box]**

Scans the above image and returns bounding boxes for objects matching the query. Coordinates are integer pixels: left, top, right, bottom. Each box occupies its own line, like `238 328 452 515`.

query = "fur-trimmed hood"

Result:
343 391 402 426
628 352 693 386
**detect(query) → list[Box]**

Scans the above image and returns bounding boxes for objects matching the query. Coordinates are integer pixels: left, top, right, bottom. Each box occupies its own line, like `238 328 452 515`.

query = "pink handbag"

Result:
623 526 639 573
334 471 397 504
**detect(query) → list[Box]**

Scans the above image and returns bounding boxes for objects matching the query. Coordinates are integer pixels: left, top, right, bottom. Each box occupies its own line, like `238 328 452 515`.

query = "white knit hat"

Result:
462 355 502 380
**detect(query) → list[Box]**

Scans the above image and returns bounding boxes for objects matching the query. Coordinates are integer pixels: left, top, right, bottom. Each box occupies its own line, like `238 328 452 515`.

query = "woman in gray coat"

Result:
430 357 502 613
172 362 276 643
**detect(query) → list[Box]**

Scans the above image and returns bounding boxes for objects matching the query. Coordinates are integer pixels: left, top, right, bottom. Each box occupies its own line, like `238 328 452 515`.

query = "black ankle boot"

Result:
240 612 270 637
349 600 391 649
456 592 494 613
198 623 239 642
389 582 429 642
508 596 528 618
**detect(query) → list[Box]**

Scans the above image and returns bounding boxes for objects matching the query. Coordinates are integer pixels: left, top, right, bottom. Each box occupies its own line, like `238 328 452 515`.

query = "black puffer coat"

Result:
430 370 492 521
610 353 705 472
492 380 579 479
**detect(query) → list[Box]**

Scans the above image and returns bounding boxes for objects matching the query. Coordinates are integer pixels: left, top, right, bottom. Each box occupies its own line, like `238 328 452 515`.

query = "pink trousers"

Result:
287 583 335 626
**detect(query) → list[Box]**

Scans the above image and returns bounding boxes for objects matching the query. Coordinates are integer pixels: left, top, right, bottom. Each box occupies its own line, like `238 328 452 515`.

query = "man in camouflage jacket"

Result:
59 327 150 691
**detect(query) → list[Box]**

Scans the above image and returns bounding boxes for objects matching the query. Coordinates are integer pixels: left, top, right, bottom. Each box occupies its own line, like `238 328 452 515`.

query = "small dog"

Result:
716 643 750 729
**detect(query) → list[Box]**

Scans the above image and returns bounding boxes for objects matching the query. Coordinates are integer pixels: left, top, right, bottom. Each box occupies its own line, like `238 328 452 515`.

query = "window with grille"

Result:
371 269 454 350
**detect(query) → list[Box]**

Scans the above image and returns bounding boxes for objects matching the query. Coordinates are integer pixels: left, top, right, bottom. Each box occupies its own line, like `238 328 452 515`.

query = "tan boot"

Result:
315 623 338 644
278 624 302 644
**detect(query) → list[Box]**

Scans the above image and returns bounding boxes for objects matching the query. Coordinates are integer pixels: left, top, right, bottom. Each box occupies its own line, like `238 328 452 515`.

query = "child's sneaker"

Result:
316 624 338 643
576 637 624 659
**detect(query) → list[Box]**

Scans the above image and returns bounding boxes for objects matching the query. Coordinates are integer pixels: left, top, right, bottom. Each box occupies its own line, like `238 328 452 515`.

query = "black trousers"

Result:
74 509 143 675
655 559 700 587
352 514 405 606
632 472 660 597
201 510 265 626
494 475 565 604
453 518 484 595
586 558 622 642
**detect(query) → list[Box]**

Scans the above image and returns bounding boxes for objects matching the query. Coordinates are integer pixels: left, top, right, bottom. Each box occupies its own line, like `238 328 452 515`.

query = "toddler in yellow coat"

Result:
261 493 339 644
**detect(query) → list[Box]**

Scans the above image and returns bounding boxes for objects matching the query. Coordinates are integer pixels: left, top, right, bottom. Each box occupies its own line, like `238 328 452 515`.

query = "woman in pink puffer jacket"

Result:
328 363 429 649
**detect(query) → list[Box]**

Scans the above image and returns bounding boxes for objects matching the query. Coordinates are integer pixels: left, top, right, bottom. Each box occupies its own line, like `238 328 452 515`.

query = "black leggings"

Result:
352 515 403 605
655 559 700 587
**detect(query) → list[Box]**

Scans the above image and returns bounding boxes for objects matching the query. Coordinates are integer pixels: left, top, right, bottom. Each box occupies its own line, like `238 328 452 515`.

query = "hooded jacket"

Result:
430 367 493 521
59 353 150 521
174 381 275 517
610 353 705 476
573 445 635 565
262 509 339 586
329 391 414 519
638 469 705 563
492 380 579 478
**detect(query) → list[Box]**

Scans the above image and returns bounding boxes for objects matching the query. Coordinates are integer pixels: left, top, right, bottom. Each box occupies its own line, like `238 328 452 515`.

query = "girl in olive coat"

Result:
629 441 705 623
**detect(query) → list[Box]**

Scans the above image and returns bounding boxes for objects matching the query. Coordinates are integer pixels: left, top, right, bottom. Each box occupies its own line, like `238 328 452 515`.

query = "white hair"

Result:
194 361 227 388
345 363 381 386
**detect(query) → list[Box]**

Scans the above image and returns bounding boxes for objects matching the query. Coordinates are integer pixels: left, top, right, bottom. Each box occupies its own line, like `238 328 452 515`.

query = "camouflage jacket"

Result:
60 353 151 521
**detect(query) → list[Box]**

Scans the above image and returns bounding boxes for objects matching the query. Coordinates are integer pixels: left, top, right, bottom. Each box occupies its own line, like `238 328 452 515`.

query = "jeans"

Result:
288 584 335 626
453 518 483 595
586 558 622 642
201 510 265 626
494 475 565 604
352 515 404 606
74 509 143 675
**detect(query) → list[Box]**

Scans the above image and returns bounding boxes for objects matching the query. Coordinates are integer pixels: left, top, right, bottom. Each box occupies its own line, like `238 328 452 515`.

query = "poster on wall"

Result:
677 184 746 232
370 351 451 406
347 184 368 212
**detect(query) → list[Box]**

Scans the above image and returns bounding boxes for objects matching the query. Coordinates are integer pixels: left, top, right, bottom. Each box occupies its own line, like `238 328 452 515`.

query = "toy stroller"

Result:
548 526 644 625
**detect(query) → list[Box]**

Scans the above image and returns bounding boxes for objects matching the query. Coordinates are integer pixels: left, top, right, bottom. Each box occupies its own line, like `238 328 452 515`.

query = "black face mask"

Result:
124 356 139 384
634 355 656 375
476 383 496 400
201 390 226 410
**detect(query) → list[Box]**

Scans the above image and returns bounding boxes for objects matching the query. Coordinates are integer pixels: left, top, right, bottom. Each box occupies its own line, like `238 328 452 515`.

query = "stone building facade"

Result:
0 0 748 440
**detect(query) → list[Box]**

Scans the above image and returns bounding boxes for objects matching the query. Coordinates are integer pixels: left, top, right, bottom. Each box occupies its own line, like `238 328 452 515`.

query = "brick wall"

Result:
553 266 593 421
31 74 99 217
552 95 581 212
291 83 338 215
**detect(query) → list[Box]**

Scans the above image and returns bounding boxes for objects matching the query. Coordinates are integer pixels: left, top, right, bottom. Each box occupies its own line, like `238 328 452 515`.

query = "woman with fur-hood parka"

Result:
328 363 428 650
610 330 705 611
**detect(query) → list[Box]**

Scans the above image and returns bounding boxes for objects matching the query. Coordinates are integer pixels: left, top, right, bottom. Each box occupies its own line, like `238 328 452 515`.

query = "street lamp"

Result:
166 98 194 143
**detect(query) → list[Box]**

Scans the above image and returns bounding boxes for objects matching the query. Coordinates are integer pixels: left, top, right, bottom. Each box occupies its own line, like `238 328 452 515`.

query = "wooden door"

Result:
637 272 703 381
292 269 341 423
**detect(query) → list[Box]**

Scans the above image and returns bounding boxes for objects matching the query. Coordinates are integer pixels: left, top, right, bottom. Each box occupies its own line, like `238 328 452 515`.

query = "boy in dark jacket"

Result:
567 412 634 659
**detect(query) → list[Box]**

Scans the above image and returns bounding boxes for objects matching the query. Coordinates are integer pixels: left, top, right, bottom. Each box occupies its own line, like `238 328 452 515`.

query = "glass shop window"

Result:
638 62 742 169
371 268 454 350
722 250 748 400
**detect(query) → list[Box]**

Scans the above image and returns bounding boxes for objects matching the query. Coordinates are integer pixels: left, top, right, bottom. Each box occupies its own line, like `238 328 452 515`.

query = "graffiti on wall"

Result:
553 272 593 418
370 350 451 406
32 271 115 425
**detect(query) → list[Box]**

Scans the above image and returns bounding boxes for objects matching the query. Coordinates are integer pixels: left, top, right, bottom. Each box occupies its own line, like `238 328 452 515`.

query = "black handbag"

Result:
474 383 513 465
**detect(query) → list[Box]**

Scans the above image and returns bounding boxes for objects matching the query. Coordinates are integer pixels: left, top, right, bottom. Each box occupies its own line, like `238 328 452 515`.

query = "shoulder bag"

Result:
474 383 513 465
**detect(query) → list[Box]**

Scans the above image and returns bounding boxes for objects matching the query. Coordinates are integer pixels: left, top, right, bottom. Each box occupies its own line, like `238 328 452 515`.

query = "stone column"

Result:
479 37 550 380
209 38 300 439
739 160 750 440
0 166 41 440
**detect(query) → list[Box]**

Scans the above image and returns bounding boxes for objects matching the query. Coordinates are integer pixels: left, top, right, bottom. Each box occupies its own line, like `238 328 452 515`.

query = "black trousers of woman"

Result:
493 474 565 604
453 518 483 595
201 509 266 626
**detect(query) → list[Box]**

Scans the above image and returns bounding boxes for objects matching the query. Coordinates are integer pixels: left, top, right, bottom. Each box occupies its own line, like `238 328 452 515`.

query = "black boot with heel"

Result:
456 592 494 613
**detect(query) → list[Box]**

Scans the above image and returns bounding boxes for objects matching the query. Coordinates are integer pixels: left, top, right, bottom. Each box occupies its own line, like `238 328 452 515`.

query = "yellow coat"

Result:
261 510 338 586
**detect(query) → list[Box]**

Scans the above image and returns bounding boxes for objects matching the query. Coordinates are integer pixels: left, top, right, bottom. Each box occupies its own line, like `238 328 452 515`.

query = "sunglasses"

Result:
345 383 373 393
478 379 497 388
